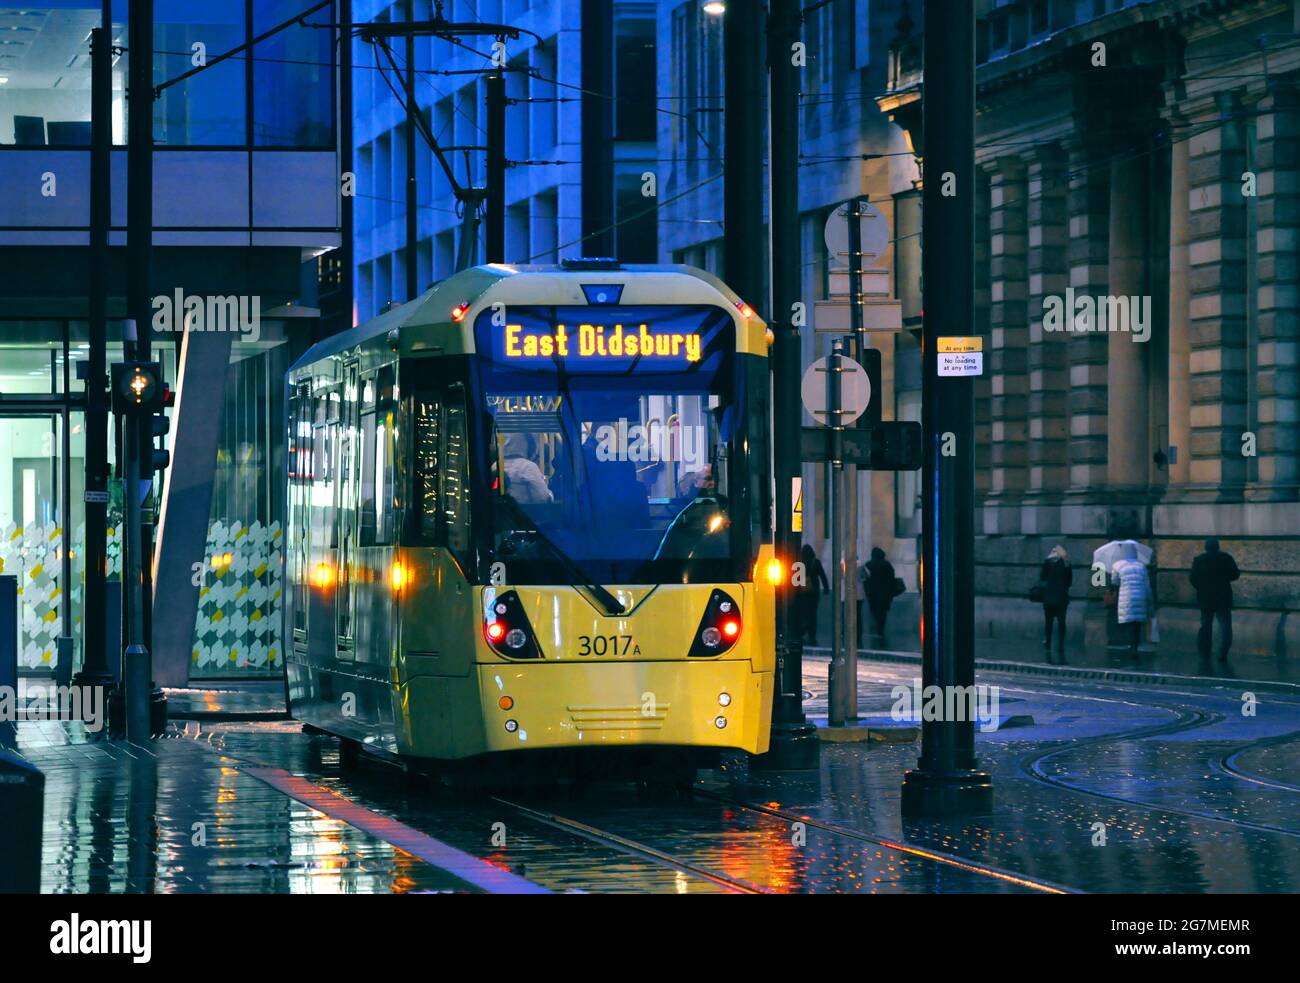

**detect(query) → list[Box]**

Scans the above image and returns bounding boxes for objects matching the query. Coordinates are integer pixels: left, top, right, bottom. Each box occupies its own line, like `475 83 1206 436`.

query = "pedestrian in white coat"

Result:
1110 542 1153 655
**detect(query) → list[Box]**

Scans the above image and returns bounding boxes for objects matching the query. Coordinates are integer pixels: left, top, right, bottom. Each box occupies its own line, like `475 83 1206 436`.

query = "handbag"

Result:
1103 589 1118 609
892 576 906 597
1028 583 1045 604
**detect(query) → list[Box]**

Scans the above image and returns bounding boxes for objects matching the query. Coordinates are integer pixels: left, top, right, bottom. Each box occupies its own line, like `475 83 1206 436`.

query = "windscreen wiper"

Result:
495 493 626 616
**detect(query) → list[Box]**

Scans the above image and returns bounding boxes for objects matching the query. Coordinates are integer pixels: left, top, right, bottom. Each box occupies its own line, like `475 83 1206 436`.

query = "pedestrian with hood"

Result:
796 543 830 645
1033 544 1073 660
1190 537 1241 661
863 547 901 646
1110 542 1153 655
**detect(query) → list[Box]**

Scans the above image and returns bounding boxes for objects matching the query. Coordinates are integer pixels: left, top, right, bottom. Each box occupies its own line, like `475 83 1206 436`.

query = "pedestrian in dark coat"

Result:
796 544 830 645
862 547 897 645
1038 545 1072 658
1190 538 1240 661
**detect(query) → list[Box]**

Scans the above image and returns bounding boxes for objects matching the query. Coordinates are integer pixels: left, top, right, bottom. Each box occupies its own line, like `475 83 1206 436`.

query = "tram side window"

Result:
443 388 470 552
408 385 471 552
360 375 378 547
375 365 397 544
410 392 442 543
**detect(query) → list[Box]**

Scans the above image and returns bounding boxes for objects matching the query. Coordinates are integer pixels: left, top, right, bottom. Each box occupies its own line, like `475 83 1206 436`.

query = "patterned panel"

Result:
191 519 283 675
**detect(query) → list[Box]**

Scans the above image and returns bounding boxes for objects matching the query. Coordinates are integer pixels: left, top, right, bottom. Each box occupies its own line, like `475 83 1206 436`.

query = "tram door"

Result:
336 361 360 660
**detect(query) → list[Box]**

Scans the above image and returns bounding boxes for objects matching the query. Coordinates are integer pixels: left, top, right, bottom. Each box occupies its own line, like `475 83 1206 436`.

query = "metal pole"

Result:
580 0 615 256
126 0 161 738
902 0 992 816
845 198 863 694
404 0 418 300
843 345 858 719
73 22 111 692
120 349 150 745
759 0 818 767
827 340 846 726
485 72 506 263
339 0 355 331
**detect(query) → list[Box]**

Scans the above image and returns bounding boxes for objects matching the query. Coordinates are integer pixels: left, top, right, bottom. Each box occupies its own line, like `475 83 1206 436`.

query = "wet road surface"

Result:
13 660 1300 893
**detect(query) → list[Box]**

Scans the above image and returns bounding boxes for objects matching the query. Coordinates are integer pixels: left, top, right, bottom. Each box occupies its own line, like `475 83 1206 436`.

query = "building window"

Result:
253 0 334 147
154 0 247 145
614 20 656 142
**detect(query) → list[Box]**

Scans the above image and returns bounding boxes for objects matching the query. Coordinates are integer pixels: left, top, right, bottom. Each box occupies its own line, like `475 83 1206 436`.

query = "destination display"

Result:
475 305 733 372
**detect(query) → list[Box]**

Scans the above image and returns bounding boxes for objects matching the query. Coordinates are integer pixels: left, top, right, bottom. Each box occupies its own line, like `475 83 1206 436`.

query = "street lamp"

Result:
703 2 726 14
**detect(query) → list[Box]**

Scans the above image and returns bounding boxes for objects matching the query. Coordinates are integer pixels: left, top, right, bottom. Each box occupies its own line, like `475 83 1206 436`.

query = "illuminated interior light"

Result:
703 1 726 15
707 513 724 533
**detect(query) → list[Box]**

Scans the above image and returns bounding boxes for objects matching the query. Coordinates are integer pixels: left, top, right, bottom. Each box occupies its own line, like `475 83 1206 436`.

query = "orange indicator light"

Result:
499 696 514 711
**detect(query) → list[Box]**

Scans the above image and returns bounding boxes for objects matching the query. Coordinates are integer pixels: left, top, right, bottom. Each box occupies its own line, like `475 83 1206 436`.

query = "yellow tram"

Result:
283 261 778 777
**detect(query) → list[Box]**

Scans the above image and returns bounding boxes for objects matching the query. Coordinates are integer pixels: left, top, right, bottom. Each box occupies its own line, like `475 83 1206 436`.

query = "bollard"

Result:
0 749 44 892
123 643 152 744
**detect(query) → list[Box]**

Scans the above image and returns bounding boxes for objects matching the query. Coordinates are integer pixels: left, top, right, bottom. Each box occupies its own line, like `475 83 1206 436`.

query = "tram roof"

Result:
291 263 764 372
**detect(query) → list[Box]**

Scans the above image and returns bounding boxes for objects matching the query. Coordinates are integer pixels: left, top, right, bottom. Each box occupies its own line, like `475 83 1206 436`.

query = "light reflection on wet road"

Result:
17 660 1300 893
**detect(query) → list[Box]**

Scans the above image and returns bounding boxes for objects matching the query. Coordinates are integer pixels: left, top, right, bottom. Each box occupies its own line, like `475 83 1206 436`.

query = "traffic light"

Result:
110 361 164 415
150 383 174 473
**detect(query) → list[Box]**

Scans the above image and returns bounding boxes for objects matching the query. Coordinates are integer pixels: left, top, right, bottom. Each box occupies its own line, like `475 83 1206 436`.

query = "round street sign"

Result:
801 355 871 427
823 199 890 270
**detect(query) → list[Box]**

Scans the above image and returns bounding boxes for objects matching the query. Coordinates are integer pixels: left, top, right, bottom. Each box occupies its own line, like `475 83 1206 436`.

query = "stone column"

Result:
1167 110 1193 487
1106 147 1151 491
1253 76 1300 499
985 156 1030 533
973 165 993 502
1187 92 1249 497
1064 137 1110 493
1026 143 1070 501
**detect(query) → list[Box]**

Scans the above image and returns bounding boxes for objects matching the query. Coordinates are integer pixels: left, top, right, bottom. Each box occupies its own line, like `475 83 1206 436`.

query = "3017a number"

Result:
576 634 640 657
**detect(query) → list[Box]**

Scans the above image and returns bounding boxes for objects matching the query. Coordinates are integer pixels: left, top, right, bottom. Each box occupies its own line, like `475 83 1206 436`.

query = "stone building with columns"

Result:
654 0 1296 658
880 0 1299 656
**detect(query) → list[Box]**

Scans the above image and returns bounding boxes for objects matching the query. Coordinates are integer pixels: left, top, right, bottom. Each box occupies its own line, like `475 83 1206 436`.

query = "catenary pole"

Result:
759 0 818 767
901 0 993 816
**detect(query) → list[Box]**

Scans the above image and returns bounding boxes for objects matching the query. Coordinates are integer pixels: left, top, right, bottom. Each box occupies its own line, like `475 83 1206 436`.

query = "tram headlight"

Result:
688 589 742 658
505 628 527 650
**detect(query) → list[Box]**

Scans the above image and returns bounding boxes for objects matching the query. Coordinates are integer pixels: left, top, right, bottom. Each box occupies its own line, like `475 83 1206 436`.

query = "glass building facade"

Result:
0 1 340 681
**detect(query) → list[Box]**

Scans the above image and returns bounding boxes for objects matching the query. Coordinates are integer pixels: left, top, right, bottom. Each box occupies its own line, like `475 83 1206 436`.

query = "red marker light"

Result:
736 301 754 319
486 622 506 642
451 302 471 322
722 619 740 638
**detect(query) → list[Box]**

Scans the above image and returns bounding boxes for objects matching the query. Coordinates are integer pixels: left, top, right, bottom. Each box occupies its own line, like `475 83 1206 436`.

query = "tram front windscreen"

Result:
473 304 754 585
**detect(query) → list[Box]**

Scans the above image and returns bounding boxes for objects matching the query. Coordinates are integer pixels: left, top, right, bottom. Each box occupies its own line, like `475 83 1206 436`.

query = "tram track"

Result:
688 788 1078 893
491 796 770 894
1216 730 1300 794
1008 680 1300 838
